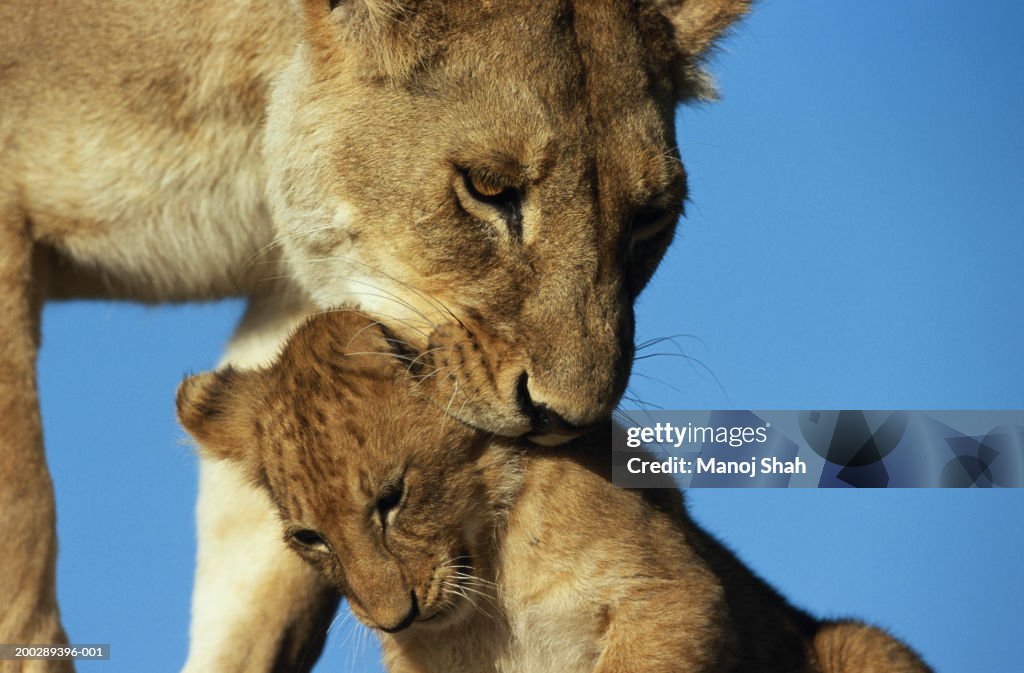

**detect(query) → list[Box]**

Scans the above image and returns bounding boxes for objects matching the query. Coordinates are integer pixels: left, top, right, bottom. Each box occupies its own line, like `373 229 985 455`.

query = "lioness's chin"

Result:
527 431 583 447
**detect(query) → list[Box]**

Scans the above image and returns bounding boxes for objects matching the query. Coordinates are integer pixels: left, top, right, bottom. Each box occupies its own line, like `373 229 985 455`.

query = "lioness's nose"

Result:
516 373 590 440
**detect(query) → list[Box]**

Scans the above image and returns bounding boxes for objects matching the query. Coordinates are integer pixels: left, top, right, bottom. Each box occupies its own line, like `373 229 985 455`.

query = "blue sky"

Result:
40 2 1022 672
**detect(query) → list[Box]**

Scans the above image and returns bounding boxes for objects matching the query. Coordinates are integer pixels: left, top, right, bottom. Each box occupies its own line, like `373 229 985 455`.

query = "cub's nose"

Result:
378 591 419 634
516 373 589 444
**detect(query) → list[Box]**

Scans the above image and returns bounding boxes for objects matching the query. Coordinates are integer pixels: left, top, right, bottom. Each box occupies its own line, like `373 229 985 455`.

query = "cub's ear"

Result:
653 0 751 99
176 368 256 463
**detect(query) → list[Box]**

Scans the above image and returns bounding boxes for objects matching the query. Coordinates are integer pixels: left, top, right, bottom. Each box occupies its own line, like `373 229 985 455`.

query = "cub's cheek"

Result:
288 546 346 590
320 569 351 597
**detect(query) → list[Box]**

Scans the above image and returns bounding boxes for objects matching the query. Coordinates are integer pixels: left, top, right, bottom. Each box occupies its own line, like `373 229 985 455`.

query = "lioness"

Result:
1 1 748 670
178 310 933 673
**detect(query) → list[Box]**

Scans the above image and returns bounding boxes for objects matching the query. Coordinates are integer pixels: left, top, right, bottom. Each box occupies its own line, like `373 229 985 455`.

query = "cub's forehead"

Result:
343 391 474 455
300 372 438 436
263 370 478 498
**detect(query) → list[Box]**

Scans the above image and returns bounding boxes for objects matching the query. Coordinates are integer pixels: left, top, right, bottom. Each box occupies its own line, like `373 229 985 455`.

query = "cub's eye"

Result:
290 528 330 552
376 480 405 524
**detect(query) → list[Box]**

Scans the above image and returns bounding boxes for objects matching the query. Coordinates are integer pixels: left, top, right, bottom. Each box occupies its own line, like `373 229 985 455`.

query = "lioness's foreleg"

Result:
183 292 339 673
0 207 71 673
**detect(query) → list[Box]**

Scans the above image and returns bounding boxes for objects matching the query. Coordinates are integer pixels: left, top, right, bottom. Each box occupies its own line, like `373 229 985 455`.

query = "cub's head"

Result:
177 311 518 633
266 0 749 441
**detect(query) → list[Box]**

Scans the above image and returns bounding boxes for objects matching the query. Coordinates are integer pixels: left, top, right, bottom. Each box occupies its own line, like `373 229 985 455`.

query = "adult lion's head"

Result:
265 0 748 441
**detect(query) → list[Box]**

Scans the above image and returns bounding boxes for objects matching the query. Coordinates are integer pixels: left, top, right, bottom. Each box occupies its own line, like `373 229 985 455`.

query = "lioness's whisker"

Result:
339 308 430 349
620 388 662 411
327 288 438 330
286 267 443 329
635 333 707 353
305 253 463 329
631 372 688 398
633 350 732 403
335 277 441 328
403 338 479 391
314 305 432 336
399 345 448 377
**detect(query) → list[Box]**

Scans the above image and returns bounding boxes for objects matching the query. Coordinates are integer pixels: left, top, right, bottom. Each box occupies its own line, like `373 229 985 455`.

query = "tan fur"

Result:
812 622 932 673
1 0 748 668
181 292 342 673
178 310 933 673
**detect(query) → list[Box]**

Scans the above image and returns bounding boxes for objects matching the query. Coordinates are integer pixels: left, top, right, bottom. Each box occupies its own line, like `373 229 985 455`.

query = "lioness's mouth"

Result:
526 430 584 446
517 373 597 443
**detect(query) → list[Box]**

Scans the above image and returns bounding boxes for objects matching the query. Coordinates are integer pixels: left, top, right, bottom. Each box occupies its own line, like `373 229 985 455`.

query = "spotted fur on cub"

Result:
179 310 934 673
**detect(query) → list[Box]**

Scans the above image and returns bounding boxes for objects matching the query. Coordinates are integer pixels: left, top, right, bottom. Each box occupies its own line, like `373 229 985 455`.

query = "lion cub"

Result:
177 311 931 673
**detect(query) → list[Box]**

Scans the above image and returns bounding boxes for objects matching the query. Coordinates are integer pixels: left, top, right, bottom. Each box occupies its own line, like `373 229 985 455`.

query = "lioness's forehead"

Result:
428 1 676 115
401 1 680 201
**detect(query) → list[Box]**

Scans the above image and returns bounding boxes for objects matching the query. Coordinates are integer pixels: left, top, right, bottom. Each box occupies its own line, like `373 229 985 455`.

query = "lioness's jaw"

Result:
264 0 748 436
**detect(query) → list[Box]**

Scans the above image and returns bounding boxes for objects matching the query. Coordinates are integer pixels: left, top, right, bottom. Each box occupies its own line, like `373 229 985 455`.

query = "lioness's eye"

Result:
290 529 329 552
630 208 674 243
460 169 522 217
468 174 506 198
